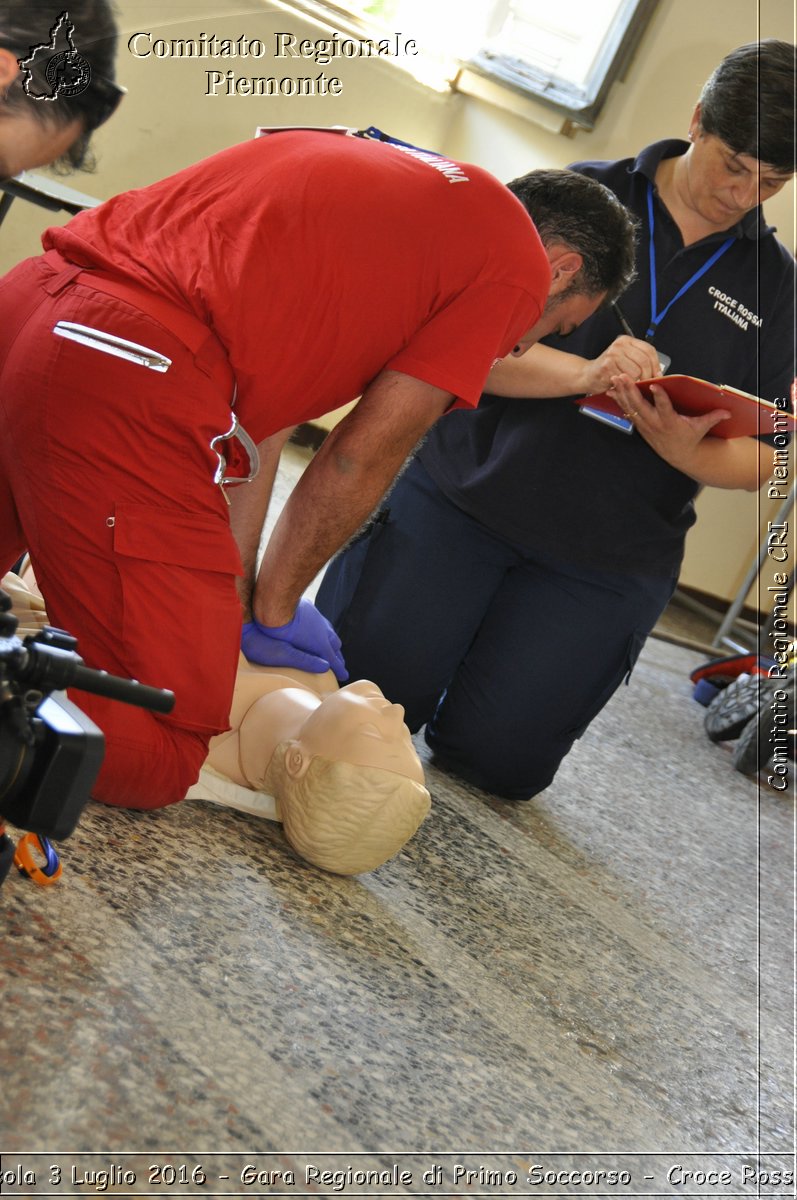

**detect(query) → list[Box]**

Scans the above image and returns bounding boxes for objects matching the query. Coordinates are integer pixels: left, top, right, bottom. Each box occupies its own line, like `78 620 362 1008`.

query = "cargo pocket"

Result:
569 630 647 743
110 502 243 732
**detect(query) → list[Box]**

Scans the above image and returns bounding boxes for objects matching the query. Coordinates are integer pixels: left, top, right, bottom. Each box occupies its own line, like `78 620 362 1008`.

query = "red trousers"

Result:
0 254 244 808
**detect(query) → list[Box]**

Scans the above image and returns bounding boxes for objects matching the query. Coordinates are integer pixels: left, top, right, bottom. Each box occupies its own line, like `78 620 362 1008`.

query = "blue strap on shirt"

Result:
581 183 735 435
646 181 734 338
355 125 441 156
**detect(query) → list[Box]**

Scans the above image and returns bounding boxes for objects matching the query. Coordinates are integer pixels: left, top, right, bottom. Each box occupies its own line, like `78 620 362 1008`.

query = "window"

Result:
272 0 659 128
466 0 660 129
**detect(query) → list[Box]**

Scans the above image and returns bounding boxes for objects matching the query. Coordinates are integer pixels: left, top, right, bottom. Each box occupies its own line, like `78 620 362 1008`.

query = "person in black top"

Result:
317 39 797 800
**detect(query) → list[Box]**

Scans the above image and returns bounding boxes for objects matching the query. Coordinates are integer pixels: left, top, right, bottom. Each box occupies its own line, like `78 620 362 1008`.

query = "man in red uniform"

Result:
0 130 636 808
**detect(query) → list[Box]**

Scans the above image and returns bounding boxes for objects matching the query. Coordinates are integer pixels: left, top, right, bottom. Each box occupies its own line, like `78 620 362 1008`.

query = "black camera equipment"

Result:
0 587 174 885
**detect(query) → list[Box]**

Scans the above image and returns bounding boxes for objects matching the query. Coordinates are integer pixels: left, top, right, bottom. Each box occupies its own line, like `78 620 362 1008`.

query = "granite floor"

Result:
1 446 793 1194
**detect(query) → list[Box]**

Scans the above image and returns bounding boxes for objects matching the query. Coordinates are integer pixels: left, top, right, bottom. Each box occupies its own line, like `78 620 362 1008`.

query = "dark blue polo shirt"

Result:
419 140 796 575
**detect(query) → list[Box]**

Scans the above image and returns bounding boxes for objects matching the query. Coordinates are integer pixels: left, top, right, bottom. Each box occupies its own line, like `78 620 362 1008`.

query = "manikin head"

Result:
263 682 431 875
279 681 426 783
7 564 432 876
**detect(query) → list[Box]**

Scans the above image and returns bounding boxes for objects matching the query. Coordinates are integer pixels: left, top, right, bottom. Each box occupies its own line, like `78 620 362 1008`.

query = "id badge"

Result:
578 406 633 434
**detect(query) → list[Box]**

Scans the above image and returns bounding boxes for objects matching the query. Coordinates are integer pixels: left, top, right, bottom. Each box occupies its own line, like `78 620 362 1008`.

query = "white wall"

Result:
1 0 794 604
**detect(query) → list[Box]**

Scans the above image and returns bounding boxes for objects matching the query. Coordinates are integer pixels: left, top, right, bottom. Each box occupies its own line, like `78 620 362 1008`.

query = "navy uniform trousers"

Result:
316 458 677 799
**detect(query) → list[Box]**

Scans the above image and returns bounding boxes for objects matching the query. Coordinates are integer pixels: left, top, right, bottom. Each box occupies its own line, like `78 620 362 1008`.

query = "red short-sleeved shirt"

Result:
46 132 550 441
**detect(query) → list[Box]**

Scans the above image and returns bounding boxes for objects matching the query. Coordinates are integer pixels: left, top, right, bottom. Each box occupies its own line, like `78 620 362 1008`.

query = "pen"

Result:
612 302 635 338
612 302 670 374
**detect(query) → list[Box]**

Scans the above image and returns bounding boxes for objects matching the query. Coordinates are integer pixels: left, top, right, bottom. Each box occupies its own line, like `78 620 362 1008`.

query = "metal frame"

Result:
0 171 100 230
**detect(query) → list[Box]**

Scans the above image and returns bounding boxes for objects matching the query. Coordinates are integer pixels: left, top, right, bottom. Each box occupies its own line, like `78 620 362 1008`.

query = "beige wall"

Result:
1 0 794 604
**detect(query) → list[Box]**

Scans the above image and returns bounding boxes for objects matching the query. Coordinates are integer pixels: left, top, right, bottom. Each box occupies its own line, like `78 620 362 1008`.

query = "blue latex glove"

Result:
241 600 348 681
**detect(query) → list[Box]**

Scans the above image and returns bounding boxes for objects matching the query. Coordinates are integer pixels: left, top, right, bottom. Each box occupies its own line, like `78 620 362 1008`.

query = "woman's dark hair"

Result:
699 40 796 173
0 1 120 170
507 168 638 304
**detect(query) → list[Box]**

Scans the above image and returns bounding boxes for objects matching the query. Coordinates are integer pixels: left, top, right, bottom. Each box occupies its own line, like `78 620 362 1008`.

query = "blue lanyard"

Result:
646 181 734 338
357 125 440 156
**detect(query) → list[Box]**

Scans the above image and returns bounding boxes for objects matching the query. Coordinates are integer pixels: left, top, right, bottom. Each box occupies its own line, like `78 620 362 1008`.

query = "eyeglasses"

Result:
84 72 126 131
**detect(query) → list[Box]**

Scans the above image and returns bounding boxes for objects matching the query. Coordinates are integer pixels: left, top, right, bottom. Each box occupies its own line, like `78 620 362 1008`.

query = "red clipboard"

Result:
580 375 797 439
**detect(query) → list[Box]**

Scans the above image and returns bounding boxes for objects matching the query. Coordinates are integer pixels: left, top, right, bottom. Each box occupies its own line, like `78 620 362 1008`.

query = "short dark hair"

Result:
506 168 638 303
0 1 120 171
698 40 796 173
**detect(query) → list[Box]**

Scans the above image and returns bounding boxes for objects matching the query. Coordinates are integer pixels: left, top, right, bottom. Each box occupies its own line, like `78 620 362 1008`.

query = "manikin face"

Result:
294 681 425 783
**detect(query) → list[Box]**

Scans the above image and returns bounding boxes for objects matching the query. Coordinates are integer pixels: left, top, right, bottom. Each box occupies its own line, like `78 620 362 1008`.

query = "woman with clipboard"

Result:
317 40 796 801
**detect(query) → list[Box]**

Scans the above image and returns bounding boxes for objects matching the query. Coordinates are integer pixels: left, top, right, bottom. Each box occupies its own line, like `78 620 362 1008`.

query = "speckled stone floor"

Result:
1 446 793 1190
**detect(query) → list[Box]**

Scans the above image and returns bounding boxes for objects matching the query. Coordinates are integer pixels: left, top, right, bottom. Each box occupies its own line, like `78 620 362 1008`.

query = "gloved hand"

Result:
241 599 348 681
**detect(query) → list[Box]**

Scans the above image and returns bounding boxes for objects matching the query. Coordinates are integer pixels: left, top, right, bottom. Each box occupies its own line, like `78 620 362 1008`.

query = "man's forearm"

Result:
251 371 452 627
487 339 662 399
487 344 589 397
228 427 294 617
253 439 396 626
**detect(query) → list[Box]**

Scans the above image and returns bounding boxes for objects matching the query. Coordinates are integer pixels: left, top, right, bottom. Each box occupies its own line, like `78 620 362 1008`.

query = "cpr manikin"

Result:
189 657 431 875
5 569 431 876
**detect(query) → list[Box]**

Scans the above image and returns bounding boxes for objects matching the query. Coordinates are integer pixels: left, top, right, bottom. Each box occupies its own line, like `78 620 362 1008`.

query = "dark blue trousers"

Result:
317 458 677 799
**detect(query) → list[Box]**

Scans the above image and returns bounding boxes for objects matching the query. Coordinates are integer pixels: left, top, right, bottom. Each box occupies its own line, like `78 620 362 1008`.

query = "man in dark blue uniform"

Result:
317 39 797 800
